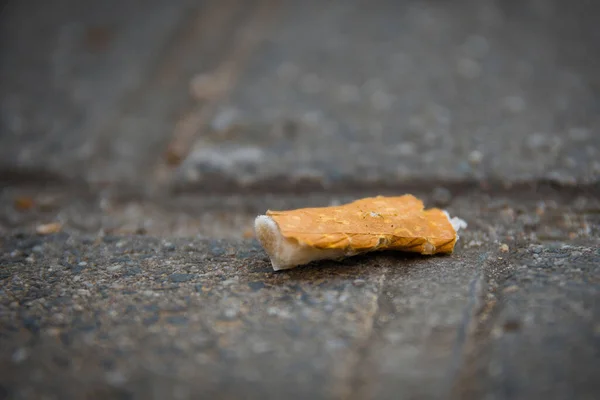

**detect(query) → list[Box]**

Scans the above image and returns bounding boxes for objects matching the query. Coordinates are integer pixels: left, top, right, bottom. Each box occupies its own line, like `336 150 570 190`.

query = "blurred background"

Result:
1 0 599 194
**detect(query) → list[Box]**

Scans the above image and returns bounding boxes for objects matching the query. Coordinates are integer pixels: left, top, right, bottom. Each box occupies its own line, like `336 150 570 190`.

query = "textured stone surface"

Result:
456 244 600 400
1 188 599 399
483 245 600 400
0 234 431 398
0 232 497 399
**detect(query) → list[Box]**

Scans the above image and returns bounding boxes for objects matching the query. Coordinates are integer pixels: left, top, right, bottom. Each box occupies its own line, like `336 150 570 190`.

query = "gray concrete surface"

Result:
1 188 598 399
471 244 600 400
1 0 599 399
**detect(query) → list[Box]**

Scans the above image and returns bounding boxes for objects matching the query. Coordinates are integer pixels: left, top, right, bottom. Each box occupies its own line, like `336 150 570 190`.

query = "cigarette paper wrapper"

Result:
255 195 467 271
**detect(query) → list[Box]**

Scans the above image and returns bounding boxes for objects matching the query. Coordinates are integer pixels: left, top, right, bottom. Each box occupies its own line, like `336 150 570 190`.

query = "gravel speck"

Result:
12 348 28 363
468 150 484 165
353 279 366 287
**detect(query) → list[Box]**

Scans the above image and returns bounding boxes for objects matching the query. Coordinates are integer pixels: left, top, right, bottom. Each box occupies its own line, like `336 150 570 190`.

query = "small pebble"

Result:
466 240 482 248
468 150 484 165
36 222 62 235
163 242 176 251
12 348 28 363
502 285 519 294
500 244 509 253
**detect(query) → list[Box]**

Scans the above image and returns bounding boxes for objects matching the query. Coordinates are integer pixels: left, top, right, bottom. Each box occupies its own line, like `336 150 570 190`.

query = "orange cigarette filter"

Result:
255 195 467 271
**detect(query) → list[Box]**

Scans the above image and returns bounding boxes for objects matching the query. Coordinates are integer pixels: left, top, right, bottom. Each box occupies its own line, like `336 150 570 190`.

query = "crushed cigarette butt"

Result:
255 195 467 271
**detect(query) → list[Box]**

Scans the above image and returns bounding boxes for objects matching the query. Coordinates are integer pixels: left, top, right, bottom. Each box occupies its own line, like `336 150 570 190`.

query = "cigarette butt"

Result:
255 195 467 271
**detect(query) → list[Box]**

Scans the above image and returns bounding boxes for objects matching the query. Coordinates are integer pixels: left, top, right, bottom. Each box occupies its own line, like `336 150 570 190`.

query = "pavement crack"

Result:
341 265 388 400
447 265 485 394
449 252 510 399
